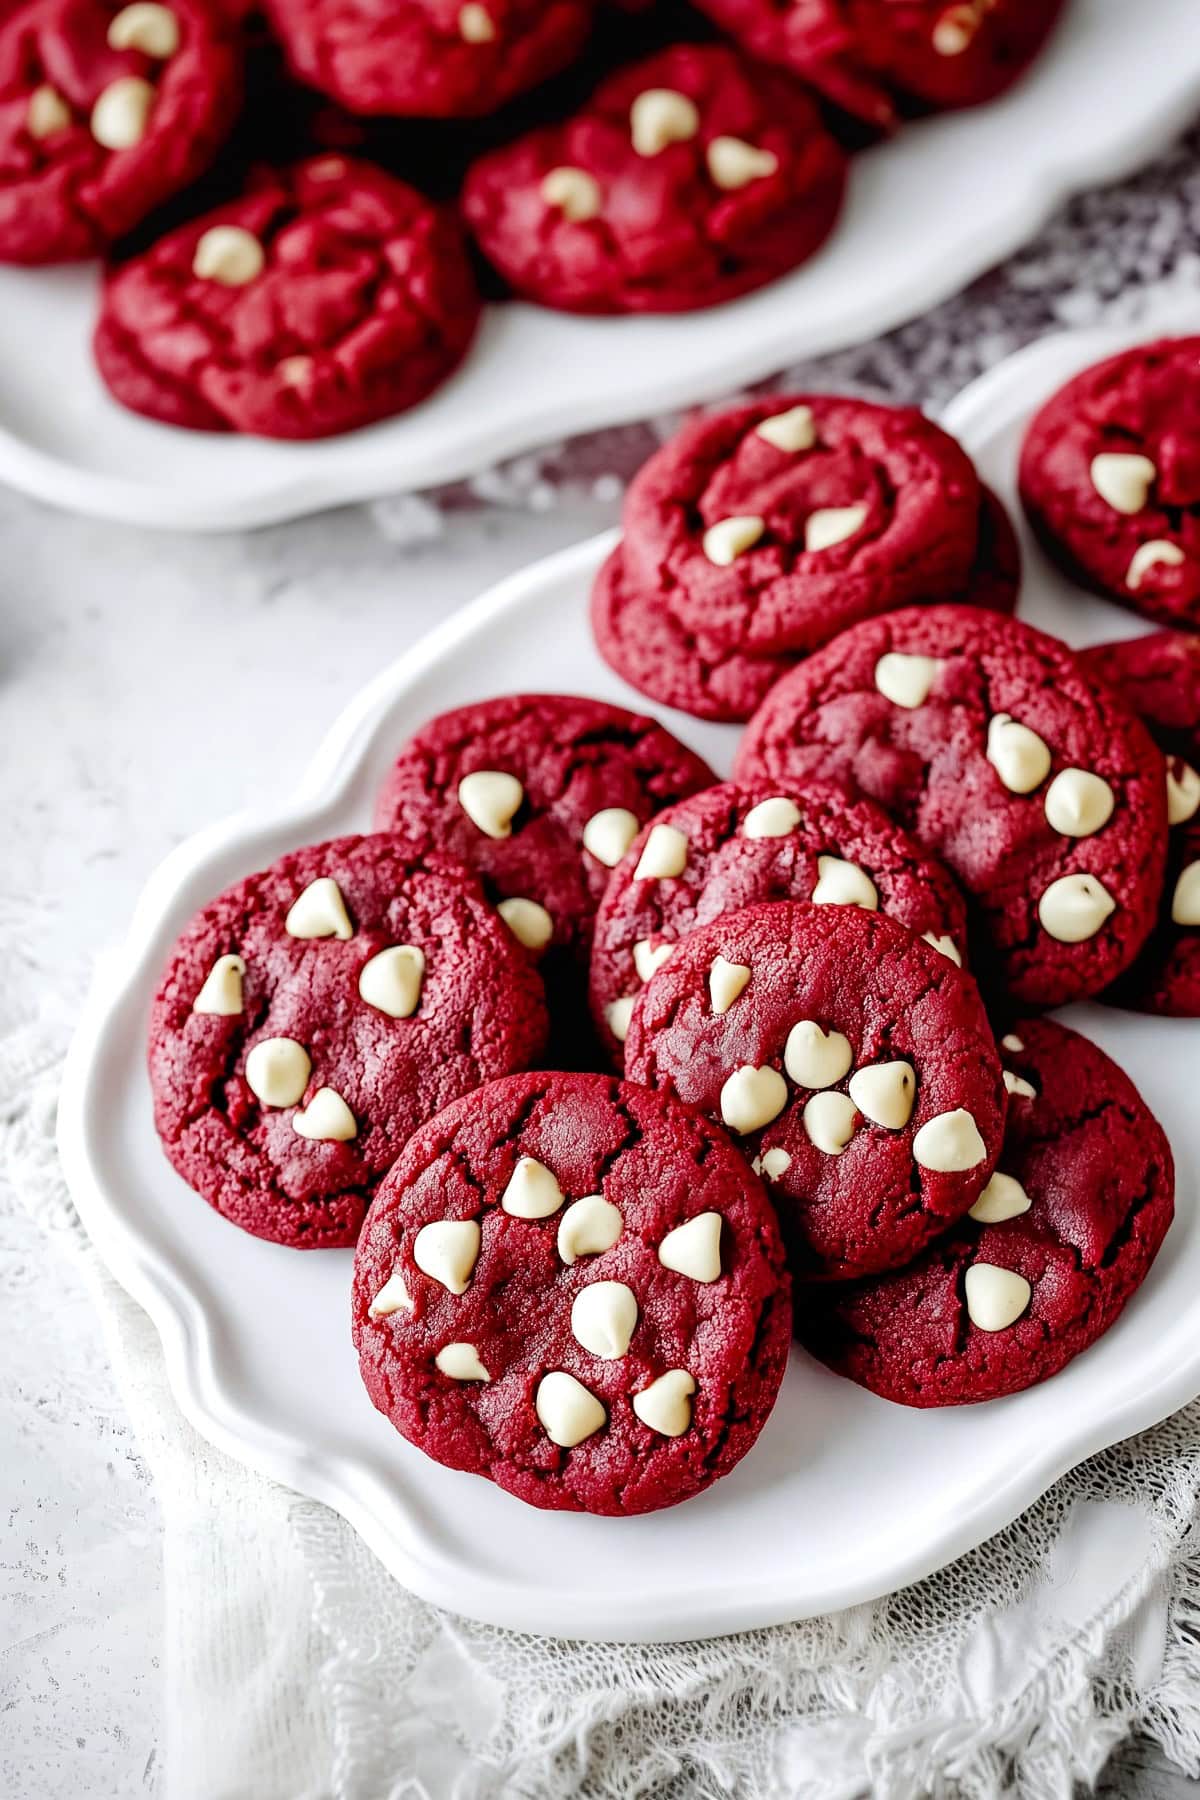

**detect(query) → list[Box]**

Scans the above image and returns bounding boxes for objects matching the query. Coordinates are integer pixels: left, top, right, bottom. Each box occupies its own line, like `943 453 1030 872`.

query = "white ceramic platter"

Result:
6 0 1200 532
59 317 1200 1641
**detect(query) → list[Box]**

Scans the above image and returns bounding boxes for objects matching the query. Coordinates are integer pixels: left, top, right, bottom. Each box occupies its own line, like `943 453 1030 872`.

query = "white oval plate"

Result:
6 0 1200 533
58 317 1200 1641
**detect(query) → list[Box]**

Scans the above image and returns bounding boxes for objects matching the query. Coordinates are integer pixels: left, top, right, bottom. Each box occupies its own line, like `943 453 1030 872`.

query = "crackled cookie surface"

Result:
624 901 1005 1282
589 781 970 1063
736 604 1167 1008
461 43 846 313
1019 338 1200 629
352 1071 791 1514
94 156 480 437
0 0 241 262
148 833 547 1248
801 1018 1174 1404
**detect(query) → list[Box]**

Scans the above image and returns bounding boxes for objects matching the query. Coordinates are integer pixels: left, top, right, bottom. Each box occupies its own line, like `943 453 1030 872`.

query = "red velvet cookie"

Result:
1080 632 1200 1016
352 1070 792 1514
800 1017 1174 1405
736 605 1168 1008
94 155 480 437
624 901 1005 1282
148 833 548 1249
1019 338 1200 629
262 0 592 119
689 0 1065 130
590 780 970 1063
461 43 847 314
0 0 241 263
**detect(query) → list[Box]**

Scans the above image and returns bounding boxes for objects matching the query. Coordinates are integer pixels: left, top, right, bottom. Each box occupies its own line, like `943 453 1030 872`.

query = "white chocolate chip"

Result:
848 1060 916 1130
358 945 424 1017
632 1369 695 1437
932 4 978 54
277 355 315 387
706 135 778 190
582 806 639 867
708 955 750 1014
457 769 523 839
292 1085 356 1142
1043 768 1115 838
501 1156 564 1220
1127 540 1185 590
1172 861 1200 926
1003 1069 1036 1099
986 713 1052 794
1000 1033 1024 1052
1090 451 1156 515
812 854 878 909
784 1019 852 1089
755 404 816 453
457 1 495 40
557 1195 622 1265
743 795 800 838
193 952 244 1016
535 1371 605 1447
91 75 154 149
912 1108 986 1172
286 876 353 941
435 1342 490 1381
964 1262 1031 1332
108 1 179 54
874 652 942 710
571 1280 638 1360
497 897 553 951
720 1064 788 1134
368 1271 413 1317
633 937 673 983
307 156 346 180
968 1171 1032 1224
412 1219 480 1295
606 996 635 1043
1167 759 1200 826
192 225 265 287
540 165 602 222
759 1147 791 1181
634 823 688 881
922 931 962 967
805 504 867 553
803 1090 857 1155
657 1211 722 1282
703 514 765 566
630 87 699 156
1038 873 1116 942
245 1036 310 1108
26 84 71 137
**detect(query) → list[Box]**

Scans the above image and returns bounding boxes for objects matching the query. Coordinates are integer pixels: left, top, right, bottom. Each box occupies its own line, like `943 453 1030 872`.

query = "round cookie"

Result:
352 1070 792 1515
592 482 1020 724
1080 632 1200 1016
688 0 1065 130
461 43 847 314
262 0 592 119
800 1017 1175 1405
1018 338 1200 629
735 604 1168 1008
0 0 241 263
589 780 971 1063
93 156 480 438
624 900 1006 1282
148 833 548 1249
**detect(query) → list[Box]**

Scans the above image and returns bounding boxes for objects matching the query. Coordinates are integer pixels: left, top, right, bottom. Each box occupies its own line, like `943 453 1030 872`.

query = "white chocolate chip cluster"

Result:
34 5 183 155
1086 449 1190 592
699 407 873 570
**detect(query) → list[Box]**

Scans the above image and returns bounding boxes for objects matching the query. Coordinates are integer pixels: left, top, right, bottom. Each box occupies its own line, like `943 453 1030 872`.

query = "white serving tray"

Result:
58 318 1200 1640
7 0 1200 532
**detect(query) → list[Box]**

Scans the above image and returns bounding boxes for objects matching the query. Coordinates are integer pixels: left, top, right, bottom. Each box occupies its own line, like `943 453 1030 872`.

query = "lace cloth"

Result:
6 124 1200 1800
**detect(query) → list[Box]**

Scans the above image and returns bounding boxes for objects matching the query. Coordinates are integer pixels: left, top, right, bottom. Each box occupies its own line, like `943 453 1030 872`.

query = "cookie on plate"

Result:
1018 337 1200 629
689 0 1065 130
352 1070 792 1514
461 43 847 313
0 0 241 263
262 0 593 118
93 156 480 437
800 1017 1174 1405
735 604 1167 1008
1081 632 1200 1015
589 780 970 1062
624 900 1006 1282
148 833 547 1248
